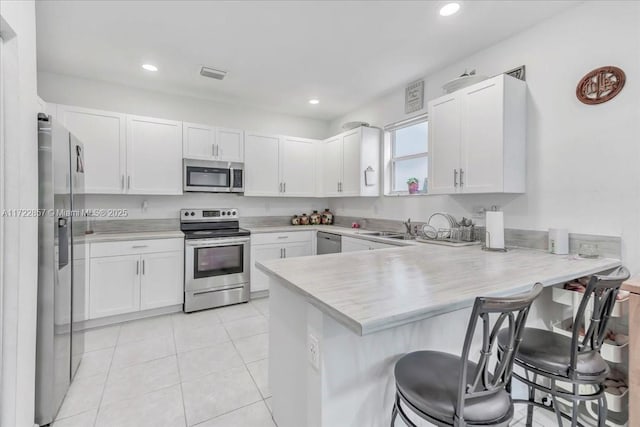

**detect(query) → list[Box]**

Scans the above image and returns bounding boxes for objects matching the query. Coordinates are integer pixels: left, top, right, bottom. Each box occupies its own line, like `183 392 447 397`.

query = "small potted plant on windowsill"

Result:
407 177 419 194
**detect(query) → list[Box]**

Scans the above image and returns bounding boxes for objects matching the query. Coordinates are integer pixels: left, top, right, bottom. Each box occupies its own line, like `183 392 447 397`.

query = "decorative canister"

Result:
321 208 333 225
290 215 300 225
310 210 321 225
299 213 310 225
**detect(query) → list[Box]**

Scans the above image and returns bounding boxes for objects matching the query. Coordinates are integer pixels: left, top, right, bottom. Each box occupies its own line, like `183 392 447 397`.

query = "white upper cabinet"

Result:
183 122 215 160
428 95 461 194
244 132 281 196
126 115 183 195
321 126 380 197
183 123 244 162
427 74 526 195
245 133 318 197
216 127 244 162
279 136 316 197
322 137 342 197
57 104 126 194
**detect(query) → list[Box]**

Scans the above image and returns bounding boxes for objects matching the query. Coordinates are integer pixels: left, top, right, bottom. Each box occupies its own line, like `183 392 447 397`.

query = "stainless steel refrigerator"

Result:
36 113 86 426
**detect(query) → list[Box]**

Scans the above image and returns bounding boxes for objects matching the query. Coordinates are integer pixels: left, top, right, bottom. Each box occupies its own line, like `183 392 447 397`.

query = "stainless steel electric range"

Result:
181 208 251 312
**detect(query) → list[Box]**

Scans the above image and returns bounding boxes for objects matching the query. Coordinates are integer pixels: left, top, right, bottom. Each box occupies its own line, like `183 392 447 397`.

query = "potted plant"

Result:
406 177 419 194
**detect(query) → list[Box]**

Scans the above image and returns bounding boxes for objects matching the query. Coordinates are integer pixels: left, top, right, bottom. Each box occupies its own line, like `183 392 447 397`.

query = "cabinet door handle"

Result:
212 143 215 157
459 169 464 187
277 235 288 239
337 182 339 192
127 175 131 189
136 260 139 275
279 182 282 192
121 175 125 189
454 169 458 187
283 182 286 193
142 259 145 275
132 245 148 248
283 248 286 258
215 144 219 157
280 248 284 258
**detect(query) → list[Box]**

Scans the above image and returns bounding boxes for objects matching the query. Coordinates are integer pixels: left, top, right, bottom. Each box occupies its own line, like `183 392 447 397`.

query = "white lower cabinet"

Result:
342 236 395 252
250 231 313 292
139 251 184 311
88 239 184 319
89 254 141 318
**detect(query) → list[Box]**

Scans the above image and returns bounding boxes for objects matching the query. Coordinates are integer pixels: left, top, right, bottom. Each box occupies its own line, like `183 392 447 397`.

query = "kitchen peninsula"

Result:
257 245 621 427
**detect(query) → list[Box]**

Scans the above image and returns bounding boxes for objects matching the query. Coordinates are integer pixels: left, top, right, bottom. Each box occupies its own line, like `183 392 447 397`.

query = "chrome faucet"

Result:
403 218 413 236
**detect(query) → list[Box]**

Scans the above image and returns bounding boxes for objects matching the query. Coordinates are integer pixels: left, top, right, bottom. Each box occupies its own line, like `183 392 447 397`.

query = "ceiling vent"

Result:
200 66 227 80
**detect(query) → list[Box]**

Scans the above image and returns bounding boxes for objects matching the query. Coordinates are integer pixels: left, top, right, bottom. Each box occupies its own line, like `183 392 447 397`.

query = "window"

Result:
390 121 428 194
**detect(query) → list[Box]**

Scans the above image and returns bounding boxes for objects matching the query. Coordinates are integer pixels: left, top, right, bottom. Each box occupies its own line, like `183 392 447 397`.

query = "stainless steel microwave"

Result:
183 159 244 193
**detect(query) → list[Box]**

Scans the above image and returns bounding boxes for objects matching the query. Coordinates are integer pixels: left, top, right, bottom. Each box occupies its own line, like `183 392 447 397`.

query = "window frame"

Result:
387 119 429 196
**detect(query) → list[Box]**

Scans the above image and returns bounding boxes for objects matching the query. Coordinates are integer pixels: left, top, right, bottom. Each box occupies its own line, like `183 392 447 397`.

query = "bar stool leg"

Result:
526 372 536 427
390 394 399 427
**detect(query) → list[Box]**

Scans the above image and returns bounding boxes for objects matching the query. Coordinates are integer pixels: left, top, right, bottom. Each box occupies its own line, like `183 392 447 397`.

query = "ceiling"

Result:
36 1 578 120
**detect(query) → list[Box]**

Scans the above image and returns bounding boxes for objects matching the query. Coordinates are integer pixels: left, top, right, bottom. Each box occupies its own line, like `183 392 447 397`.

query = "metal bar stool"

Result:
391 283 543 427
497 266 630 427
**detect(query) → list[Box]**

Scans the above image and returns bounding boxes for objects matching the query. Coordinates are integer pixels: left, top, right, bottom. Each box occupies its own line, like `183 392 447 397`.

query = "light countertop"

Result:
83 230 184 243
257 244 621 335
245 224 414 246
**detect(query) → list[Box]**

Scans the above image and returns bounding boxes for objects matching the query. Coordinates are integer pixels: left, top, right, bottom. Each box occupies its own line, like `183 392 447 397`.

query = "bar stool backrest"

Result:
456 283 544 423
569 266 630 377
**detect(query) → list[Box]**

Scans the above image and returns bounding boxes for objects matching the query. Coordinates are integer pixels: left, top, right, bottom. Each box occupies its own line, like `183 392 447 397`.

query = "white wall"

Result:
329 1 640 269
0 1 39 426
39 71 330 139
38 71 331 220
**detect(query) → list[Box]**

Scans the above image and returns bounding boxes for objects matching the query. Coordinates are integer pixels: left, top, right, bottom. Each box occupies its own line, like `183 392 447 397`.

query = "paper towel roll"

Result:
485 211 505 249
549 228 569 255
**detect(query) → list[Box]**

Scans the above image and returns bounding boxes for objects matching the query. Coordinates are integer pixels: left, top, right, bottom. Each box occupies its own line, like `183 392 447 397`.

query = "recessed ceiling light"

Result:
142 64 158 72
309 99 320 105
439 2 460 16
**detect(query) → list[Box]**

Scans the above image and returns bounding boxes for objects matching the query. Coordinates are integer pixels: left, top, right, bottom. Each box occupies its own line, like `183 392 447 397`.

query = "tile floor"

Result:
53 298 274 427
54 296 573 427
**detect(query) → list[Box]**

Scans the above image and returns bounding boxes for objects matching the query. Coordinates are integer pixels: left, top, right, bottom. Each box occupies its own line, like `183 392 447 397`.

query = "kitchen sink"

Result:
385 234 416 240
358 231 404 237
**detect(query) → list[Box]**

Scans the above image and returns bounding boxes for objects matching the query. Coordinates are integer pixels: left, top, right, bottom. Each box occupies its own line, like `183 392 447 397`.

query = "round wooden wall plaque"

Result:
576 66 626 105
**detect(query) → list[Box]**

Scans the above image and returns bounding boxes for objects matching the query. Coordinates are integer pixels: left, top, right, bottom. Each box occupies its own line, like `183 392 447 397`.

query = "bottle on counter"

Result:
310 210 321 225
321 208 333 225
291 215 300 225
299 213 310 225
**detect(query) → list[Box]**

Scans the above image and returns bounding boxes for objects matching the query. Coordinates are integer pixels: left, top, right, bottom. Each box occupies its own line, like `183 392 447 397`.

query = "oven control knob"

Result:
184 212 189 216
221 211 226 216
227 211 232 216
232 210 237 216
190 212 195 216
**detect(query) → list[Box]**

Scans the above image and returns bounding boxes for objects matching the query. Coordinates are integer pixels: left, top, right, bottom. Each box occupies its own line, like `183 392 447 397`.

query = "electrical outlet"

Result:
308 334 320 370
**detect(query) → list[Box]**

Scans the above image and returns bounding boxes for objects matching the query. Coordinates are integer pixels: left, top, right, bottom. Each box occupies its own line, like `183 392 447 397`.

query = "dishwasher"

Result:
317 232 342 254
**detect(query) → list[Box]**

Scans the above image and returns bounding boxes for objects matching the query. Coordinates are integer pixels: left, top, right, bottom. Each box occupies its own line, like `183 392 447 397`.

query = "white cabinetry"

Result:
88 238 183 319
341 236 395 252
126 115 183 195
56 104 126 194
244 133 318 197
321 126 380 197
57 105 183 195
183 122 244 162
244 132 280 196
250 231 314 292
427 74 526 195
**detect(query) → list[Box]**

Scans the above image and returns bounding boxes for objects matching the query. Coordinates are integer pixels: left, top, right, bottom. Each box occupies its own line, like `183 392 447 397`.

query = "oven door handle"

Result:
185 237 250 247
